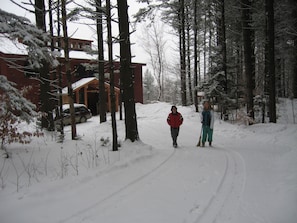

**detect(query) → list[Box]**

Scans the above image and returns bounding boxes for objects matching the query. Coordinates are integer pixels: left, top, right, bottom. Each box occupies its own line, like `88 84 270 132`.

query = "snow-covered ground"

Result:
0 100 296 223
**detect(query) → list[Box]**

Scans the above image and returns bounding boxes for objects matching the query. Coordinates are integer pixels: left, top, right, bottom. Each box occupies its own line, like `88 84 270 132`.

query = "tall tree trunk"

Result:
48 0 61 133
117 0 139 142
152 23 164 101
216 0 228 116
35 0 54 130
106 0 118 151
186 4 193 104
193 0 199 112
96 0 107 123
208 3 213 74
179 0 187 105
221 0 227 94
203 4 207 79
48 0 54 52
221 0 227 117
61 0 77 139
266 0 276 123
290 0 297 98
57 0 64 135
241 0 255 118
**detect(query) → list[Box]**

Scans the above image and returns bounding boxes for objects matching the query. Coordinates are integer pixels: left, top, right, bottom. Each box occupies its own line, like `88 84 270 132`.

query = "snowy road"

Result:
61 105 249 223
1 102 296 223
60 148 246 223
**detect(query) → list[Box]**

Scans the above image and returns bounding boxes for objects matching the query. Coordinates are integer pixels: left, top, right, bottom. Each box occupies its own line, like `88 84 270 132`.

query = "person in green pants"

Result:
201 101 214 147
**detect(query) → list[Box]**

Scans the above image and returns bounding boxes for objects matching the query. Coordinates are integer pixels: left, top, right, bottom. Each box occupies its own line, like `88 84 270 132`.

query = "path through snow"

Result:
0 102 296 223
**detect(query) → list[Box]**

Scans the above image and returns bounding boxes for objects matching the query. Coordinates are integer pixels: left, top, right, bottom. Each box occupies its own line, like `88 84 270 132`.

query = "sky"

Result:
1 0 177 69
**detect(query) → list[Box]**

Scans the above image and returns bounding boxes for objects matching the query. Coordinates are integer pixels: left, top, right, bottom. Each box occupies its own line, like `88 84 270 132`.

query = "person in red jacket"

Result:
167 105 183 148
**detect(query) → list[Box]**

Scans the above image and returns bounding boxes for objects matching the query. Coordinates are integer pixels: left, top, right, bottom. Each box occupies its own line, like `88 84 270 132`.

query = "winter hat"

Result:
171 105 177 111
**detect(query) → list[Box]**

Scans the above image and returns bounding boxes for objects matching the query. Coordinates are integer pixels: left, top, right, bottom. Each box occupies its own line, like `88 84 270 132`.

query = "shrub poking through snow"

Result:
100 137 110 147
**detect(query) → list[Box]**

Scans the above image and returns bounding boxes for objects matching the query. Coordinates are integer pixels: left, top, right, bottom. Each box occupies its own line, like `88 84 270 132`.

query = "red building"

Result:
0 35 145 114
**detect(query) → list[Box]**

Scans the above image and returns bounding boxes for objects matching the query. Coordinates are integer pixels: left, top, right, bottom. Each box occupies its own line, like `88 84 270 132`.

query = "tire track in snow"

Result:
193 147 246 223
59 148 177 223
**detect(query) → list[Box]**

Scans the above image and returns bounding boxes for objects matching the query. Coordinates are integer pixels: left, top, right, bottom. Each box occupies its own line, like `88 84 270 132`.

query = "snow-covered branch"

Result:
0 9 58 69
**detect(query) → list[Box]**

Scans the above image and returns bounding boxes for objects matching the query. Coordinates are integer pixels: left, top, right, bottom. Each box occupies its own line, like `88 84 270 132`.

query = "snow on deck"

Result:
62 77 97 94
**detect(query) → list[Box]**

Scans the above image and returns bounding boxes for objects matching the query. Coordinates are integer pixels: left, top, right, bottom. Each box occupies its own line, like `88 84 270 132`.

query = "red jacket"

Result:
167 112 183 128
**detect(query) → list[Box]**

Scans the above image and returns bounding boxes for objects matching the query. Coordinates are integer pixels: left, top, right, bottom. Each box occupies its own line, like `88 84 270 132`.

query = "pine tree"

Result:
0 76 42 154
193 0 199 112
179 0 187 105
241 0 255 118
288 0 297 98
61 0 77 139
265 0 276 123
106 0 118 151
35 0 54 131
95 0 107 123
117 0 139 142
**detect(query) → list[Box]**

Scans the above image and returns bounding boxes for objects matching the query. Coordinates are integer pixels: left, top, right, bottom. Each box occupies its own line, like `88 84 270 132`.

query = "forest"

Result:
0 0 297 152
139 0 296 123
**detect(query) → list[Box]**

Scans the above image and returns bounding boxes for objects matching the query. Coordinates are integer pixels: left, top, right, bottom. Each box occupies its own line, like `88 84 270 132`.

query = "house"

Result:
0 35 145 114
61 77 120 114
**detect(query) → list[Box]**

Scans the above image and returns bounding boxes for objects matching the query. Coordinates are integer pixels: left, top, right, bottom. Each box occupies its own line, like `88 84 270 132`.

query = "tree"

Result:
273 0 297 99
0 8 58 128
143 70 158 102
179 0 187 106
288 0 297 98
135 0 195 106
193 0 199 112
96 0 107 123
34 0 55 131
61 0 77 139
106 0 118 151
185 3 193 104
55 0 64 135
265 0 276 123
139 19 167 101
241 0 255 117
0 76 42 155
117 0 139 142
218 0 227 95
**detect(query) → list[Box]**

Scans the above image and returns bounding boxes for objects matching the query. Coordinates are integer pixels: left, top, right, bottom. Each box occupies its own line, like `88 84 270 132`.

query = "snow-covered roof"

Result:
62 77 97 94
0 35 27 55
61 77 121 95
56 50 98 60
0 35 97 60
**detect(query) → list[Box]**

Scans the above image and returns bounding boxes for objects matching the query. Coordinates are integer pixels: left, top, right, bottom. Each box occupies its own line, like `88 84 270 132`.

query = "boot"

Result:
173 141 177 148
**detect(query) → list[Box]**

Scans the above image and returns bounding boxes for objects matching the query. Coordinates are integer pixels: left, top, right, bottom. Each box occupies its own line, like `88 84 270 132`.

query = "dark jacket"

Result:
201 110 214 129
167 112 183 128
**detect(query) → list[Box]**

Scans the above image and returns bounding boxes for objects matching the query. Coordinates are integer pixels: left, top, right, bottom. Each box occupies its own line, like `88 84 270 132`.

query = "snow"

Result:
0 100 296 223
0 35 96 60
62 103 89 110
62 77 97 94
57 50 98 60
0 35 27 55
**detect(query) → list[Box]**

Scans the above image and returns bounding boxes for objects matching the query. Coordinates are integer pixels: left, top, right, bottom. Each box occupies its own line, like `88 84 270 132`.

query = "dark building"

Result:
0 35 145 113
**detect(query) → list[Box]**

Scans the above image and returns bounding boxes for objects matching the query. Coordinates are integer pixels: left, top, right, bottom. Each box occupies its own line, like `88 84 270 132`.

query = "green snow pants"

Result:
202 126 213 144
